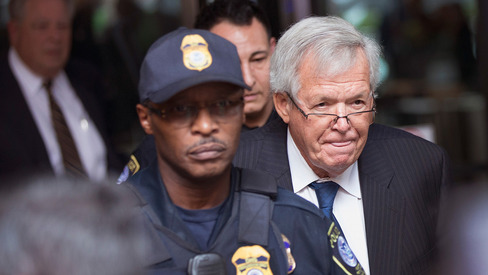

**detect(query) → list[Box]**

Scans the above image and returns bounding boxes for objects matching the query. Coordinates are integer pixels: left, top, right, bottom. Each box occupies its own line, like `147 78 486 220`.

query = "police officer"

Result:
118 0 279 179
120 27 344 274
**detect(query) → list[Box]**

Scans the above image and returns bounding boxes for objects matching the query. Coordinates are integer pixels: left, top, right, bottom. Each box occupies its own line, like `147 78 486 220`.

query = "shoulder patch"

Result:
127 154 140 176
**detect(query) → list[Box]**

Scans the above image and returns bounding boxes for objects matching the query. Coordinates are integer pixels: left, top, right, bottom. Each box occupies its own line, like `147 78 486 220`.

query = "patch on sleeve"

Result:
328 222 365 275
127 154 140 176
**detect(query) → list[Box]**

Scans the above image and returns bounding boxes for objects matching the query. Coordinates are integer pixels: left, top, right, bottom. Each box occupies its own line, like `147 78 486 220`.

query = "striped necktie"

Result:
44 80 86 177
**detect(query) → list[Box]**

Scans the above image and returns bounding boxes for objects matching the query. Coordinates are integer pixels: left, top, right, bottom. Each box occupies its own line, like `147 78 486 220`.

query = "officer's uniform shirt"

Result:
124 161 336 274
175 204 222 251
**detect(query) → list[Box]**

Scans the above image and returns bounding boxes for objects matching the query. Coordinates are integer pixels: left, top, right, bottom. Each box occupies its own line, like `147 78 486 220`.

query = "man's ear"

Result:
273 92 290 124
269 37 276 54
136 104 153 135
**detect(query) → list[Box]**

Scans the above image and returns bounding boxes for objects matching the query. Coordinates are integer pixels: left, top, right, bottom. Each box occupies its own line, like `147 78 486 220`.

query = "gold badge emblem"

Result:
127 154 140 176
232 245 273 275
180 34 212 71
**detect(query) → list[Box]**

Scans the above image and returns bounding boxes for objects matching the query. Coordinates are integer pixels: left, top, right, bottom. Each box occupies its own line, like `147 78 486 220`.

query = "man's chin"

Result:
185 163 231 180
244 105 265 118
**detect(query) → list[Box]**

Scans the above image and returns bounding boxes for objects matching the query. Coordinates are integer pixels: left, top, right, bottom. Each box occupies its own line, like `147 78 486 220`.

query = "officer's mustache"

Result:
187 137 227 151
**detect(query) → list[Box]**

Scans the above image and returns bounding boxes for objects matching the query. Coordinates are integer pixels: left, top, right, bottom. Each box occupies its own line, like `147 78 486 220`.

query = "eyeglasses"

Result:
287 93 376 124
145 96 244 127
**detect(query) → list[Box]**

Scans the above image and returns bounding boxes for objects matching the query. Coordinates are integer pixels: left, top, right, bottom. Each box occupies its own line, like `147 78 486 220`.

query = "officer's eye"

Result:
172 105 193 114
214 99 232 108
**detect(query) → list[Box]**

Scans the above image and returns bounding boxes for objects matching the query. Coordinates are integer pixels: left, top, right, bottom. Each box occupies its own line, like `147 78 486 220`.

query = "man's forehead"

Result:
298 89 372 101
23 0 71 20
297 76 371 100
211 20 270 62
211 18 268 40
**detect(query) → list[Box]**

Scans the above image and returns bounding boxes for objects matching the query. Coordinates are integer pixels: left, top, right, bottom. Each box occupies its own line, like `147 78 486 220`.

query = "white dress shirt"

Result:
287 128 370 274
9 48 108 181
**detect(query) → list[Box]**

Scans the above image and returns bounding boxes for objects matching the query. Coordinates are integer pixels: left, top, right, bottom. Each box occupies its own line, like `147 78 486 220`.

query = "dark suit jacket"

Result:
234 117 451 275
0 54 122 180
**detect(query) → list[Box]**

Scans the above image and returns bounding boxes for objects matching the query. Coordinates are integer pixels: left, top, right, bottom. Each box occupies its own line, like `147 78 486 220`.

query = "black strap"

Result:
238 191 273 246
239 168 278 199
238 168 277 246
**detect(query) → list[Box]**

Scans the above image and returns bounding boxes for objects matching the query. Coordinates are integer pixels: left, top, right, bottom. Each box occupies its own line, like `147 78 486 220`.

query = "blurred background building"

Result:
0 0 485 185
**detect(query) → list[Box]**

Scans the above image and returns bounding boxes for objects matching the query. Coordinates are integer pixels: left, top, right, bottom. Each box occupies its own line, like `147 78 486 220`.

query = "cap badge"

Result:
180 34 212 71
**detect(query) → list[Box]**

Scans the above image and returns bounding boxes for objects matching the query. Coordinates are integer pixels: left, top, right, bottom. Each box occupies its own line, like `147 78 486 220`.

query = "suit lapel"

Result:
358 128 405 274
0 58 53 173
255 119 293 191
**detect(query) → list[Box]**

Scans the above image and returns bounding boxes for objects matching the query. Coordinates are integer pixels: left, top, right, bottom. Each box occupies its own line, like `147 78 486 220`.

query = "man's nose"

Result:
191 108 219 135
241 62 255 90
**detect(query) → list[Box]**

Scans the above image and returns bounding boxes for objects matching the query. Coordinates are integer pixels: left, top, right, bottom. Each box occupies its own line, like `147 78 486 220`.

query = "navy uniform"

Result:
123 162 336 274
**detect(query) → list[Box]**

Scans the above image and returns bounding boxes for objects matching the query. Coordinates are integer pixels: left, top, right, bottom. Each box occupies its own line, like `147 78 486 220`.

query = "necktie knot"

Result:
43 79 53 94
309 180 339 220
43 79 52 87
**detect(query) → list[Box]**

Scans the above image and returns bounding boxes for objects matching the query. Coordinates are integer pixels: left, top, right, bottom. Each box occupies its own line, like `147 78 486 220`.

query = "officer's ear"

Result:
136 104 153 135
273 92 291 124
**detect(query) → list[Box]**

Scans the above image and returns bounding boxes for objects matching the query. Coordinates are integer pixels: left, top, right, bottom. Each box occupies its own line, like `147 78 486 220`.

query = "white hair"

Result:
270 16 382 98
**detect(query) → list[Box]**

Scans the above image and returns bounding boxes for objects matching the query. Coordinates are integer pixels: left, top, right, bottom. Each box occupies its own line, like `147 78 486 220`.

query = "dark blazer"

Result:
234 117 451 275
0 54 122 180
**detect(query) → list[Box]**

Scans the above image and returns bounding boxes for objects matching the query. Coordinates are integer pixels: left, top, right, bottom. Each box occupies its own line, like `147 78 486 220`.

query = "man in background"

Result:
0 0 122 182
119 0 277 179
195 0 277 131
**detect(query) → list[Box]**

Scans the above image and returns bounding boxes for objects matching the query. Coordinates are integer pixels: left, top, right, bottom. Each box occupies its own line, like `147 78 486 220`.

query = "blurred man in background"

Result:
0 0 122 182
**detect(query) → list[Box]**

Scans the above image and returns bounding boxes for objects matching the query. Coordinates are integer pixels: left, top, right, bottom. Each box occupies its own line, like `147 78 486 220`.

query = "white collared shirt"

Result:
9 48 108 181
287 128 370 274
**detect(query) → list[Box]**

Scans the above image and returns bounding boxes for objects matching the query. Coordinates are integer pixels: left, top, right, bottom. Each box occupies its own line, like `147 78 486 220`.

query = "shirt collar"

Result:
287 127 362 199
9 48 45 96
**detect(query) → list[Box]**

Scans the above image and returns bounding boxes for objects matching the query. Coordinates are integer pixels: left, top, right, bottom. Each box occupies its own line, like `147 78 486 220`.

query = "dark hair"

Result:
194 0 272 39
